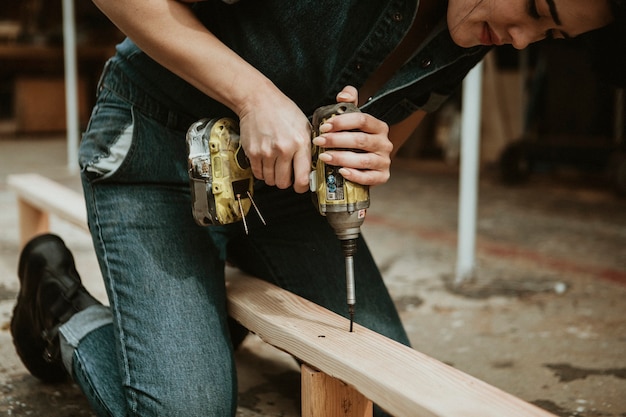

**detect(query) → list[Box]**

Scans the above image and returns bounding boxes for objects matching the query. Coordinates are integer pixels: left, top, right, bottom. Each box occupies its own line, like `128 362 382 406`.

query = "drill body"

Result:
186 117 255 227
310 103 370 331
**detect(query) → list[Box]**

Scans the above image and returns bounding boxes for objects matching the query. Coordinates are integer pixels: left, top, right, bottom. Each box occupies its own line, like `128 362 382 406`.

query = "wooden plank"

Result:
7 173 88 237
302 363 372 417
226 272 557 417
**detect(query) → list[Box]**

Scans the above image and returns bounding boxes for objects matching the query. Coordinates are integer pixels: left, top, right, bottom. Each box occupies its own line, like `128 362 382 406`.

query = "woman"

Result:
11 0 623 416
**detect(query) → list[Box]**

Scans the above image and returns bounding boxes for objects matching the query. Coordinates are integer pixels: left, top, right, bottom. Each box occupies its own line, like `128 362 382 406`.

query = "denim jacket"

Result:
113 0 490 126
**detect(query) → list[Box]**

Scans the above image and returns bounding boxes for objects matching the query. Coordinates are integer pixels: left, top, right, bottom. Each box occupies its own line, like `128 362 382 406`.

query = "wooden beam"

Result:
226 272 557 417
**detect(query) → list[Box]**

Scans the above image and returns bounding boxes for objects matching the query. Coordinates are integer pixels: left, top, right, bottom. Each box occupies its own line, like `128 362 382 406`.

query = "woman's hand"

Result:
237 90 312 193
312 86 393 186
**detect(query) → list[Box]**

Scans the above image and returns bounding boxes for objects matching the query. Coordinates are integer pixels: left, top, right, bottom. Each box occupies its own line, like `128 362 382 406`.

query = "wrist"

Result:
228 75 277 117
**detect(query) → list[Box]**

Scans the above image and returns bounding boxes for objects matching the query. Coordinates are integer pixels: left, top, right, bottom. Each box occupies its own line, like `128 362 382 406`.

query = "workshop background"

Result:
1 1 625 416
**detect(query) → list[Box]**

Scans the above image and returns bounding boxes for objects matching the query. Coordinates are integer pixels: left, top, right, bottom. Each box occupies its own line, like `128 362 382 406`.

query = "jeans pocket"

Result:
80 89 189 185
79 88 135 183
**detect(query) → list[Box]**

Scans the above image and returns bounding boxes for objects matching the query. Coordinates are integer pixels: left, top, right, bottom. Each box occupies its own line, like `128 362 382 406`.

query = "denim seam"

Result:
87 183 137 413
74 350 116 417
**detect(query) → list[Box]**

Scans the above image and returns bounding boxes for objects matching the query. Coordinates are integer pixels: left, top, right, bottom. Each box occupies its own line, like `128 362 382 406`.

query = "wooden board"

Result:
7 173 88 246
226 272 557 417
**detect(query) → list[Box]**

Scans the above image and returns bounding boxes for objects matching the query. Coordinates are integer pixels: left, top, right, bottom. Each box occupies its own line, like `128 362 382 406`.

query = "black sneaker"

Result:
11 234 101 383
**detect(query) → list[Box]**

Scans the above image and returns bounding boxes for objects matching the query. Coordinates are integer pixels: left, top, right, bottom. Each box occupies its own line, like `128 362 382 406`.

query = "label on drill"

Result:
325 166 344 201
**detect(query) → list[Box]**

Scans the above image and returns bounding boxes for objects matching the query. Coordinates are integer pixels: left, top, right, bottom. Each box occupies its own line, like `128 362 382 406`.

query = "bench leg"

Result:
17 198 49 248
301 364 373 417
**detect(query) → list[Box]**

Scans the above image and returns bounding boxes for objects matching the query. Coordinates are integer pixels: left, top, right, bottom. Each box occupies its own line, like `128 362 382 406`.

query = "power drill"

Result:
186 104 369 332
310 103 370 332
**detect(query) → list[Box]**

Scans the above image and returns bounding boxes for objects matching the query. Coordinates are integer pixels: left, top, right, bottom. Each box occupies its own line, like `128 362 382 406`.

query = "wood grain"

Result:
227 271 557 417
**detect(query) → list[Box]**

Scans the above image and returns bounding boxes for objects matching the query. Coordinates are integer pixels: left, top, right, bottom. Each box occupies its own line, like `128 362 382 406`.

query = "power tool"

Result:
310 102 370 332
186 117 265 233
186 104 369 332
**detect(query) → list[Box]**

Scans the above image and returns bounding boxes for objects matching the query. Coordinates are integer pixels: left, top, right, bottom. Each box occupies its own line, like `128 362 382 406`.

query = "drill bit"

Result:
345 254 355 332
343 240 357 332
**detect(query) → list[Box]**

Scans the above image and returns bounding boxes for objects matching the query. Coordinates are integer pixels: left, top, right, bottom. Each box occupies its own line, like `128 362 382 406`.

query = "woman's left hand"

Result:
312 86 393 186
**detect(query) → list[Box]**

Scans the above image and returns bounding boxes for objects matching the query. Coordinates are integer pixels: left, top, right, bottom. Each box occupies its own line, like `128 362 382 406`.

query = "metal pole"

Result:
455 61 484 284
62 0 79 172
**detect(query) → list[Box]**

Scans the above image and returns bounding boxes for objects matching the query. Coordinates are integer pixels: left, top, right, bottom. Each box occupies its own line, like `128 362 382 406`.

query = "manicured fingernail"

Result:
312 136 325 146
337 92 351 100
319 153 332 162
319 123 332 133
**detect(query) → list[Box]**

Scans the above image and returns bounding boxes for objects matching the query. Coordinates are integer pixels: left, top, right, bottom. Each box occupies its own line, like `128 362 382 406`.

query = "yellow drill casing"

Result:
310 103 370 240
187 117 254 226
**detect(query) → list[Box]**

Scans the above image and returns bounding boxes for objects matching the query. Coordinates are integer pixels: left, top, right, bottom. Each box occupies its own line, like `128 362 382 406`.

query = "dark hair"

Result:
584 0 626 87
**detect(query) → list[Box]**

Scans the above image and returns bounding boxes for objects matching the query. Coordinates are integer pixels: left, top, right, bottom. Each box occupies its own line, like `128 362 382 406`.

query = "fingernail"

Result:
337 92 351 100
319 123 332 134
312 136 325 146
319 153 332 162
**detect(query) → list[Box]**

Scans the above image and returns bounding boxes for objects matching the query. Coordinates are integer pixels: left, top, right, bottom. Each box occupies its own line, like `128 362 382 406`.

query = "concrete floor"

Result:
1 136 625 417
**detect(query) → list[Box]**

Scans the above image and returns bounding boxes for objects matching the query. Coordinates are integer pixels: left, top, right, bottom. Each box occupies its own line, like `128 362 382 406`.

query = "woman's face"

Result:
447 0 613 49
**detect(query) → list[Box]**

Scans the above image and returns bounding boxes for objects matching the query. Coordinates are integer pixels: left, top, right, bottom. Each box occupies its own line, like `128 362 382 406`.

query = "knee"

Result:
126 379 238 417
125 356 238 417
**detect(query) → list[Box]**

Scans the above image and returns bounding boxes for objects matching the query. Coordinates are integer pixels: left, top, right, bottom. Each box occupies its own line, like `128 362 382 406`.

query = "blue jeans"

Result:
71 57 409 417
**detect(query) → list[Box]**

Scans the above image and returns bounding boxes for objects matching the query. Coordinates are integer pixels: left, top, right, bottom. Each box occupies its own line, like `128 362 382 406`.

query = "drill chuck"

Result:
325 211 366 241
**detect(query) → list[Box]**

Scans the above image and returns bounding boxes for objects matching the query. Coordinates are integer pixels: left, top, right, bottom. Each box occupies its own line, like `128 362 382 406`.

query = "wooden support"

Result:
16 197 50 247
8 173 558 417
301 364 373 417
7 173 88 246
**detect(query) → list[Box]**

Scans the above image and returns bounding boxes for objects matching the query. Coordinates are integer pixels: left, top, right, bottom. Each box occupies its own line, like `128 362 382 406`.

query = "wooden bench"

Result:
8 173 557 417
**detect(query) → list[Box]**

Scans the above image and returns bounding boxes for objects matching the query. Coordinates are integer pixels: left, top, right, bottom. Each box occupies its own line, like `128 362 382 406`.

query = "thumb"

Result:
336 85 359 106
